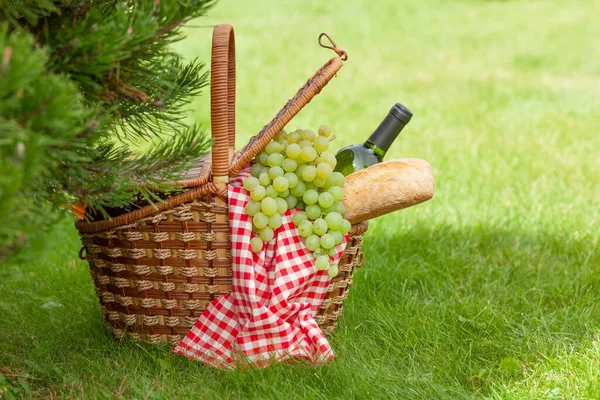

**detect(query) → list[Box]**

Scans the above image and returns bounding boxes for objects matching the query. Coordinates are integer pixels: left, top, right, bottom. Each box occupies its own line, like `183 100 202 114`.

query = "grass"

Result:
2 0 600 398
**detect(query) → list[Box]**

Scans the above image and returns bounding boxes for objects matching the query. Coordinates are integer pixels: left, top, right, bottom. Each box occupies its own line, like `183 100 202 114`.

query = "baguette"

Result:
341 159 435 224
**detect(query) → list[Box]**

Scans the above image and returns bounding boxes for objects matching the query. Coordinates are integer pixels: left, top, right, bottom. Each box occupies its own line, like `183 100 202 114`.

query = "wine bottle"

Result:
334 103 413 176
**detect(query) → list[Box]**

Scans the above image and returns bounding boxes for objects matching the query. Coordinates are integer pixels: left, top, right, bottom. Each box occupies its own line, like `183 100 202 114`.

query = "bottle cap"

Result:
367 102 413 153
389 103 413 124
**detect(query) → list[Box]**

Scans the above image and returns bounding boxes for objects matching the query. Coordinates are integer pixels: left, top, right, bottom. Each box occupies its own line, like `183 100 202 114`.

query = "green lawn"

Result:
2 0 600 398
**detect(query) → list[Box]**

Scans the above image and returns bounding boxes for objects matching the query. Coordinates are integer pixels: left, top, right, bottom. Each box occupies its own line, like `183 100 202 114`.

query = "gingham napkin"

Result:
173 168 349 369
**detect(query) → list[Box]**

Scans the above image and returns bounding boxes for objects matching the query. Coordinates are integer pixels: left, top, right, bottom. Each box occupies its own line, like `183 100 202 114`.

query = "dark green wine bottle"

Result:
334 103 413 176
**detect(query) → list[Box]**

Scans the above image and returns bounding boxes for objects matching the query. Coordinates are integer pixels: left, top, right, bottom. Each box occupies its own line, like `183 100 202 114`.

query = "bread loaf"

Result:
341 159 435 224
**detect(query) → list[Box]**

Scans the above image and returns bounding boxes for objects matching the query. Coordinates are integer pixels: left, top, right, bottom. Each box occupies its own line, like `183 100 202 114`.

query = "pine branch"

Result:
71 125 212 211
116 58 209 141
0 0 217 259
0 23 89 256
34 1 215 144
0 0 60 27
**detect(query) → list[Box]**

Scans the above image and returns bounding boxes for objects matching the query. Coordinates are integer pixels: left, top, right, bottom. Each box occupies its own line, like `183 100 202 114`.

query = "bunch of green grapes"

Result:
242 125 352 277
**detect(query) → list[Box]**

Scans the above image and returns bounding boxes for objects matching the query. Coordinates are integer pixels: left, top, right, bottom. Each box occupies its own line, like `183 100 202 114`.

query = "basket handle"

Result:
229 33 347 177
210 24 236 184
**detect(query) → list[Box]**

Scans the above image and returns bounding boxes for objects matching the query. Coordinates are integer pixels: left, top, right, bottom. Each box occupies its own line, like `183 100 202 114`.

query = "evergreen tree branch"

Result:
0 0 60 27
0 0 217 259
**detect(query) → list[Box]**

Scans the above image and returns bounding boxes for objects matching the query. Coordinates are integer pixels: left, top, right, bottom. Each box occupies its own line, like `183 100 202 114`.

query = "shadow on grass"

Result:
338 222 599 395
1 222 598 398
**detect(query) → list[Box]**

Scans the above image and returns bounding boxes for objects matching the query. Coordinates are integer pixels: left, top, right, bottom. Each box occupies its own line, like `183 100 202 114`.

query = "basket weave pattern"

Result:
80 207 366 345
76 24 367 346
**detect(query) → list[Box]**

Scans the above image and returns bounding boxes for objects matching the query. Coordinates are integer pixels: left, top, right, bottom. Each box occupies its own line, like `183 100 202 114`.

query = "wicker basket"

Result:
75 24 368 346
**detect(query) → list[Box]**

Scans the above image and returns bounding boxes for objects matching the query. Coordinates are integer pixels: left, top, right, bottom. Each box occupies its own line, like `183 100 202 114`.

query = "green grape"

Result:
285 194 298 209
258 172 271 187
318 152 337 169
298 220 313 237
250 185 266 201
305 181 317 191
320 233 335 249
328 247 337 257
296 201 305 211
332 172 345 187
328 263 339 277
296 157 307 166
313 136 330 153
321 205 334 215
287 132 300 144
318 124 332 137
325 212 343 230
296 165 308 179
296 165 306 178
331 230 343 245
300 146 317 162
274 130 287 142
299 129 316 142
272 176 289 192
284 172 298 189
243 176 260 191
298 140 312 148
258 151 270 166
302 189 319 205
327 186 344 202
318 192 334 208
275 198 288 214
290 181 306 197
253 212 268 229
268 213 283 230
292 211 308 226
282 158 298 172
316 162 333 179
315 255 329 271
305 204 321 220
278 189 289 198
323 176 335 190
341 219 352 234
268 166 284 180
265 141 282 154
260 227 274 242
250 163 264 178
286 143 302 159
250 237 264 253
267 153 284 167
245 200 260 216
266 185 278 198
334 202 346 215
260 197 277 216
305 234 320 251
313 248 323 257
302 165 317 182
313 218 327 236
313 177 326 188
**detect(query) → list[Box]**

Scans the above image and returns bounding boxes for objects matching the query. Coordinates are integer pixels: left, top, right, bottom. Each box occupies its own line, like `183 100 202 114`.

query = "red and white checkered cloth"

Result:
173 167 349 369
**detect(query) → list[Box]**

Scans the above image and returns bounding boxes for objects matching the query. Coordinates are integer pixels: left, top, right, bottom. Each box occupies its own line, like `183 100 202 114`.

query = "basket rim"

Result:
76 181 227 233
76 190 368 236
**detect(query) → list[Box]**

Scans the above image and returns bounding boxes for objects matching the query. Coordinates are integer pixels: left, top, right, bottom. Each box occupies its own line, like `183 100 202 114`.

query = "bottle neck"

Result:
365 106 411 155
363 140 387 159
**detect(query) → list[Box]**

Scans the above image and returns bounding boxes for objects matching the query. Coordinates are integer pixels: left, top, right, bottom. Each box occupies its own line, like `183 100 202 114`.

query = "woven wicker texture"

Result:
76 24 366 345
80 219 366 345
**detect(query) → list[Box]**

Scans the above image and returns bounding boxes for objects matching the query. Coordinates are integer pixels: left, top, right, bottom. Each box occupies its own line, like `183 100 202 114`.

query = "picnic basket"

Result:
75 24 368 346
